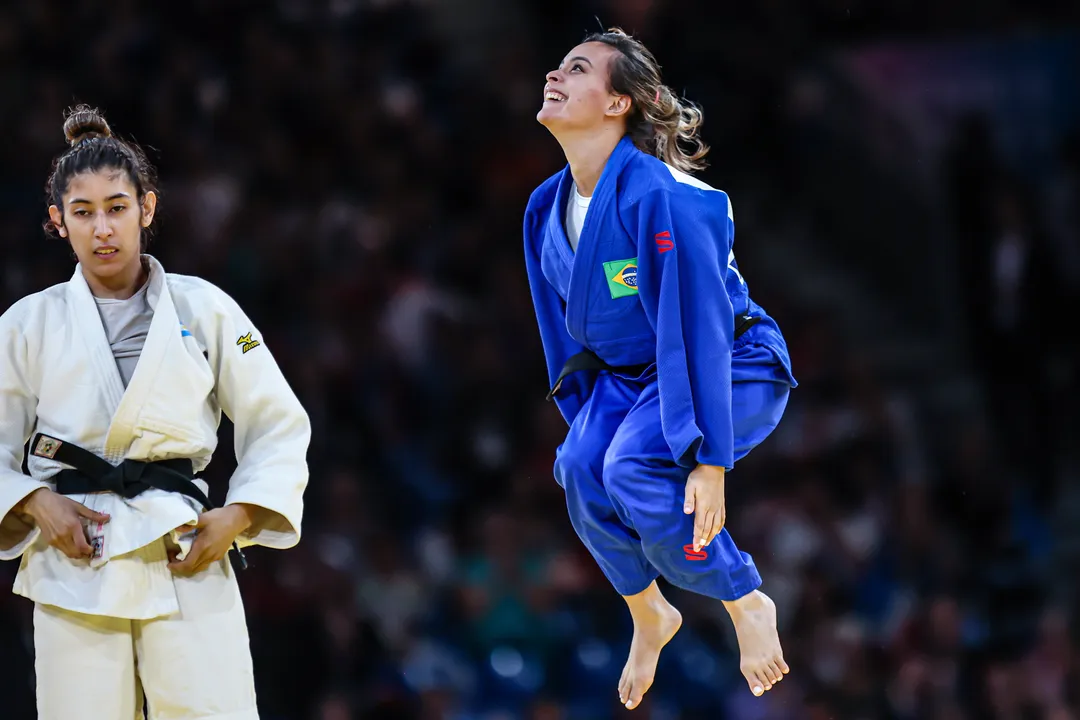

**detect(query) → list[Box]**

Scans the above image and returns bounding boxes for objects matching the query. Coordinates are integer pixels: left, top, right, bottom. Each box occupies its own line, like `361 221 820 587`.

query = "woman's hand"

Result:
167 504 258 575
684 464 726 552
19 488 110 560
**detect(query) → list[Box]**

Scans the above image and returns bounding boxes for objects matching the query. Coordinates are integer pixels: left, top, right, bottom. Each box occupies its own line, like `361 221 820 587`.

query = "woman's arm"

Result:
205 287 311 550
632 188 737 470
0 307 49 557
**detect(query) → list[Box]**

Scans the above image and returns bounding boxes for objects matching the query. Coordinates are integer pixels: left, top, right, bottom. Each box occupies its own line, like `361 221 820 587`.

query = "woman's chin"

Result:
536 103 568 128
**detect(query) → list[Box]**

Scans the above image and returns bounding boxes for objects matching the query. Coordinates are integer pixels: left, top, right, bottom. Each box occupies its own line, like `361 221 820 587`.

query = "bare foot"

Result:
722 590 789 696
619 582 684 710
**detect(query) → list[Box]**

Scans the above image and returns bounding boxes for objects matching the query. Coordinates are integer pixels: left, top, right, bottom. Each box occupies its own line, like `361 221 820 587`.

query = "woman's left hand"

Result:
167 504 256 575
684 464 726 553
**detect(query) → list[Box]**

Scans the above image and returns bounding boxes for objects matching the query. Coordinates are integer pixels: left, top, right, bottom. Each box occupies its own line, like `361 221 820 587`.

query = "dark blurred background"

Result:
1 1 1079 718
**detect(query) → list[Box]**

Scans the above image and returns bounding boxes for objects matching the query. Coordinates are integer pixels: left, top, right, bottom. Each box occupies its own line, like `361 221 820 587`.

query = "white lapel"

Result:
103 255 179 461
67 264 128 419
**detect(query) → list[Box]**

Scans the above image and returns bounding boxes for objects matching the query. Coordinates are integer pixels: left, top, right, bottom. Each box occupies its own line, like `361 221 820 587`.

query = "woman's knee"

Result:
554 437 601 490
602 450 687 538
732 380 790 451
599 445 636 500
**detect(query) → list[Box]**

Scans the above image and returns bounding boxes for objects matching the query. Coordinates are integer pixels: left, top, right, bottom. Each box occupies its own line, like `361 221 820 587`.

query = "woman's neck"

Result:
558 127 623 197
84 256 149 300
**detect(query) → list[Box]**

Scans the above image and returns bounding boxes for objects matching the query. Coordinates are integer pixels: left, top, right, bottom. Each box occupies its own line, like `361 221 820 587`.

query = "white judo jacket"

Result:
0 256 310 619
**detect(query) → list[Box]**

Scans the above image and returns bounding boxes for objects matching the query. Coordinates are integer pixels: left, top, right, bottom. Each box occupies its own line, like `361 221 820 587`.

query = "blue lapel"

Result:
539 167 576 301
562 135 637 343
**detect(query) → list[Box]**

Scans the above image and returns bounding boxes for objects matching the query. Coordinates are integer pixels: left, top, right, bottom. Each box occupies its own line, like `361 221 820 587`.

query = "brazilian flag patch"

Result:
603 257 639 299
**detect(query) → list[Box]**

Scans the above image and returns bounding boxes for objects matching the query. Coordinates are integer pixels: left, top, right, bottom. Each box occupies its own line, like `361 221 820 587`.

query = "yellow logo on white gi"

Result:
237 332 262 354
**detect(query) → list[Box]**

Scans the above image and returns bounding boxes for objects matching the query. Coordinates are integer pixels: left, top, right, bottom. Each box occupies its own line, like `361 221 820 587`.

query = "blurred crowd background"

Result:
1 1 1079 718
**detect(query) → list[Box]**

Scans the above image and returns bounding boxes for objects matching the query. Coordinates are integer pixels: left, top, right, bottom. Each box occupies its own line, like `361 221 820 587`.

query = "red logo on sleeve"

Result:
655 231 674 253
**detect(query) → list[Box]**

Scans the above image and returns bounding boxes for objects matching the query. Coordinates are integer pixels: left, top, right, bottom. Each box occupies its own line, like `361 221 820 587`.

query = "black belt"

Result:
547 313 761 402
30 433 248 570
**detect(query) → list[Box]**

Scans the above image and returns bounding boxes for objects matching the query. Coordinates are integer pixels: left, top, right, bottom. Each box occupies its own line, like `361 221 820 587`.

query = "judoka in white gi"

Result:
0 106 311 719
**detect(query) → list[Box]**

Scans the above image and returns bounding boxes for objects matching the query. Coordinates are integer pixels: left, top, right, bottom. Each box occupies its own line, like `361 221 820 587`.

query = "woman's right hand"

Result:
19 488 110 559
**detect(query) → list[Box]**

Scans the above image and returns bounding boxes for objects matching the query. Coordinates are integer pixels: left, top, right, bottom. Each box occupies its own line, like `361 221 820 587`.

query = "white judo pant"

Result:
32 540 259 720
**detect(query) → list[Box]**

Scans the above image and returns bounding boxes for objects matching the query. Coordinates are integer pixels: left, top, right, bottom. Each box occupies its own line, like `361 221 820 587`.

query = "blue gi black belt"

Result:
29 433 248 570
546 313 761 402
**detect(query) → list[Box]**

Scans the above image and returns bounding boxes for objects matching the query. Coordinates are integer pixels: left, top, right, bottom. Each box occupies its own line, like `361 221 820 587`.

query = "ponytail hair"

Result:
584 28 709 173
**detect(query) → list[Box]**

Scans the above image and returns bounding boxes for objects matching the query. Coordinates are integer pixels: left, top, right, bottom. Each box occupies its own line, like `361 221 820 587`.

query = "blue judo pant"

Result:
554 371 789 601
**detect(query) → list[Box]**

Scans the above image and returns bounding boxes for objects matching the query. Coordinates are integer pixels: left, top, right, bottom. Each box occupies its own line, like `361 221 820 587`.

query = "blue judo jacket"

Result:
524 135 796 470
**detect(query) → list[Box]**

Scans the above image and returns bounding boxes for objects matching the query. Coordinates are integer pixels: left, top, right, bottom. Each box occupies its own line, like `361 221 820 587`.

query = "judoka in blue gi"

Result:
525 29 798 709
